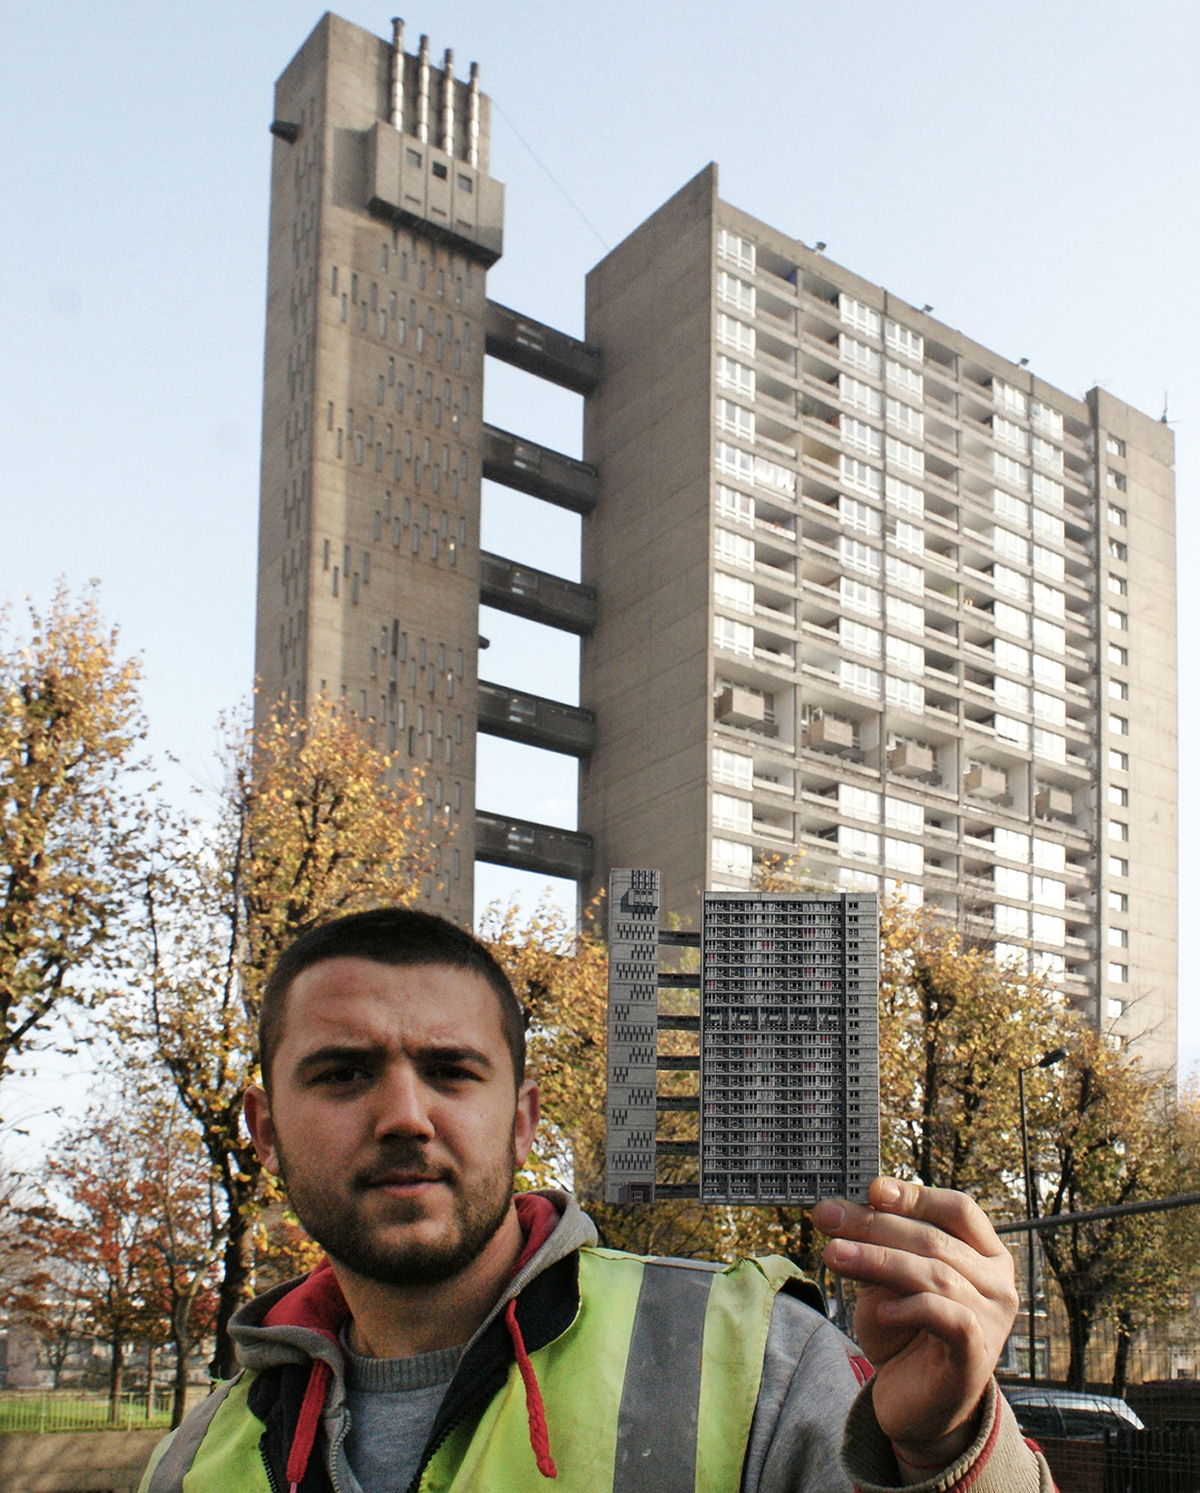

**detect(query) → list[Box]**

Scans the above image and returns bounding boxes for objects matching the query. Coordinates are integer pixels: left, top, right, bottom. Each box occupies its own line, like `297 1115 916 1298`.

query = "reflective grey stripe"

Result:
614 1262 715 1493
146 1372 243 1493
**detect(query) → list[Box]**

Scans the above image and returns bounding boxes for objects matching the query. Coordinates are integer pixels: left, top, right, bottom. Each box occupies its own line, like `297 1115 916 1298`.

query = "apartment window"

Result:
995 905 1030 938
885 837 923 875
840 295 881 338
840 618 881 656
717 270 755 315
1106 434 1127 457
1032 876 1065 909
993 451 1028 488
884 320 923 362
1032 690 1064 725
1032 473 1064 510
1032 546 1065 582
994 489 1030 527
886 475 924 516
840 495 882 536
839 826 880 861
1033 508 1065 545
712 792 752 834
839 334 882 377
886 360 923 399
840 575 882 617
840 454 882 497
1107 679 1129 701
885 554 924 596
839 536 881 576
995 864 1030 899
841 375 883 417
1031 402 1064 441
714 616 754 657
1032 913 1066 945
1109 821 1129 843
888 595 925 635
1032 436 1063 472
1108 713 1129 736
993 527 1027 564
1031 653 1063 688
994 713 1029 747
886 436 924 476
712 838 753 878
1108 927 1129 948
843 416 882 458
712 748 753 789
1106 469 1127 492
1107 573 1128 598
997 639 1032 675
716 312 755 356
1108 856 1129 877
1108 890 1129 913
716 355 755 399
886 636 923 674
840 784 880 821
993 564 1029 601
1107 785 1129 808
1108 748 1129 771
840 660 881 697
1033 726 1066 762
322 538 330 570
717 228 756 273
714 527 755 571
993 601 1030 639
1030 835 1063 870
1032 581 1065 618
885 796 923 834
1107 538 1128 563
1107 963 1129 984
1107 643 1128 666
714 571 755 615
1032 617 1065 653
886 676 924 713
894 519 924 556
715 484 755 527
993 416 1028 453
1107 503 1127 527
993 380 1028 416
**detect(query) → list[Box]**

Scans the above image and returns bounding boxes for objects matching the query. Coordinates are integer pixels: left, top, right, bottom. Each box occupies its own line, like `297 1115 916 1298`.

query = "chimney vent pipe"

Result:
441 48 455 155
389 18 405 131
467 62 480 167
416 34 430 143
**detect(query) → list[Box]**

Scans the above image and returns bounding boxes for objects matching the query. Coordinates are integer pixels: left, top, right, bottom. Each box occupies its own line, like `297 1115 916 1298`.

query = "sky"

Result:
1 1 1197 1154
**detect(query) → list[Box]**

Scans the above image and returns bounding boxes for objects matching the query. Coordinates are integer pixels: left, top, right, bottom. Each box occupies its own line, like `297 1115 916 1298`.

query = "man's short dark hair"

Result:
258 907 526 1092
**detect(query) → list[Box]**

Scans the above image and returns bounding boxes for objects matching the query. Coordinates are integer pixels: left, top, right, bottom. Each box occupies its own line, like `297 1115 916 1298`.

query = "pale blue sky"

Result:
2 2 1197 1150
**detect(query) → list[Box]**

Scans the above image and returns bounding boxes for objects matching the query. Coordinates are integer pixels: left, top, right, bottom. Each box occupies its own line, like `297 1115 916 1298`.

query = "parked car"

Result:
1001 1387 1146 1441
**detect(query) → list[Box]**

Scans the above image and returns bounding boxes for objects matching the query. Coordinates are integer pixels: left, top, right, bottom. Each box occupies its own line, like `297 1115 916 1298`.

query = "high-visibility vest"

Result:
141 1248 816 1493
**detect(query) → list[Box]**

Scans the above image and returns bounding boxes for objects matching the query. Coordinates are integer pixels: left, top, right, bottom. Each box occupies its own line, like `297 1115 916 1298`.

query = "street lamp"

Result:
1018 1047 1068 1385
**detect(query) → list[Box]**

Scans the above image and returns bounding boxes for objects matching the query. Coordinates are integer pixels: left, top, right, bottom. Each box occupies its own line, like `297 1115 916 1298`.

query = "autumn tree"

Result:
1028 1033 1190 1389
125 696 442 1375
0 584 146 1090
878 898 1066 1209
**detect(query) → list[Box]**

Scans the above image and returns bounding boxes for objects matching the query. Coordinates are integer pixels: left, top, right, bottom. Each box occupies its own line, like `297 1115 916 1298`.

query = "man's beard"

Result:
277 1135 516 1287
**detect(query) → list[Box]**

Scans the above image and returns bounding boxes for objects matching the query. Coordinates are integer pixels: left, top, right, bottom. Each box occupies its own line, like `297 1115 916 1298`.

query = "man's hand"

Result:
813 1177 1019 1482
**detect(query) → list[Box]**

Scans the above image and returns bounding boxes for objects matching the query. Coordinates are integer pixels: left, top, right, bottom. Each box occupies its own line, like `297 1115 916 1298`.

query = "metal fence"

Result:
1037 1424 1200 1493
0 1391 174 1434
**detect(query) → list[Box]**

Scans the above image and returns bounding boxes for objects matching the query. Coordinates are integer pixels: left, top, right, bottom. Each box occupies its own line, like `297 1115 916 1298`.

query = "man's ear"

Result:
512 1080 540 1169
244 1085 283 1179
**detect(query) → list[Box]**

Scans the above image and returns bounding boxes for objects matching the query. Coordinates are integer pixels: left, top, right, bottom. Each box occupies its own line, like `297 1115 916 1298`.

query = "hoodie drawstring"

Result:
287 1358 332 1492
504 1298 558 1478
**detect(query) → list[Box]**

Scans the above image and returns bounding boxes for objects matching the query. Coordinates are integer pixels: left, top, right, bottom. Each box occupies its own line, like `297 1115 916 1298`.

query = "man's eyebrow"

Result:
419 1043 494 1070
294 1042 384 1078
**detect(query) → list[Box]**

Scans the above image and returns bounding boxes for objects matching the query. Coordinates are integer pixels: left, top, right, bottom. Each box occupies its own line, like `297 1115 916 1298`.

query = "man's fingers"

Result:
869 1177 1005 1258
813 1200 1010 1294
823 1234 986 1309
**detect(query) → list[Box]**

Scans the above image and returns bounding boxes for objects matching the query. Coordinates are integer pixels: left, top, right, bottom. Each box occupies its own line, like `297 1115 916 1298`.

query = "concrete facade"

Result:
579 165 1177 1071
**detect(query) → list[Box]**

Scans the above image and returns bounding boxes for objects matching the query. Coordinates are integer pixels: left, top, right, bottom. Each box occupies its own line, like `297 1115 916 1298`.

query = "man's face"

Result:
245 958 538 1287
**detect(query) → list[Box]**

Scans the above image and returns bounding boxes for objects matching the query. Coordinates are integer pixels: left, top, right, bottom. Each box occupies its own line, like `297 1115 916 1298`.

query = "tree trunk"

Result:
1064 1290 1093 1390
1112 1310 1133 1400
210 1207 252 1379
108 1335 125 1423
145 1341 156 1419
171 1334 190 1428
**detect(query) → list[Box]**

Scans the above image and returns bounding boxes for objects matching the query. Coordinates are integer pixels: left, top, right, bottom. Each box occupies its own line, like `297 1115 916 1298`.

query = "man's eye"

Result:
429 1063 477 1083
317 1065 371 1085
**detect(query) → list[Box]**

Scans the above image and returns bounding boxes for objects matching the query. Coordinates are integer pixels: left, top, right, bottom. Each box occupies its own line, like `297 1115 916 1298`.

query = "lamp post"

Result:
1017 1047 1068 1384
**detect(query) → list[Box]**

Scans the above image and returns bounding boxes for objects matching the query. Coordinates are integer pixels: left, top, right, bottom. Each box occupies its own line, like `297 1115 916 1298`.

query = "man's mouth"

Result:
357 1166 449 1194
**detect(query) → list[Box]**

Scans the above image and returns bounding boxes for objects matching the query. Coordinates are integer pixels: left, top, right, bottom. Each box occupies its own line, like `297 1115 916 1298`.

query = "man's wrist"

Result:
889 1403 982 1484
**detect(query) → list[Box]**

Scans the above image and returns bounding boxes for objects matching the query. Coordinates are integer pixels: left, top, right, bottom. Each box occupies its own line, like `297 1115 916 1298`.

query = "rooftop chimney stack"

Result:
441 48 455 154
416 34 430 142
467 62 480 167
389 18 405 131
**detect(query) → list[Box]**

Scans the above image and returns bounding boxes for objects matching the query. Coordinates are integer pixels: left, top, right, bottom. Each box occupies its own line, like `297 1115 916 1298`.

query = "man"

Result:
141 908 1051 1492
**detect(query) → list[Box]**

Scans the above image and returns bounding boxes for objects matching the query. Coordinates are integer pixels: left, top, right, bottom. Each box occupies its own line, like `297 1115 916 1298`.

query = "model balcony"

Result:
478 551 597 634
481 424 598 514
476 680 596 757
474 811 593 881
484 300 601 394
888 742 936 778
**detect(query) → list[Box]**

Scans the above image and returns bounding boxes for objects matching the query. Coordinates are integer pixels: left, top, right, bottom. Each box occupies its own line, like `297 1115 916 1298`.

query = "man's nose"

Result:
373 1064 436 1140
